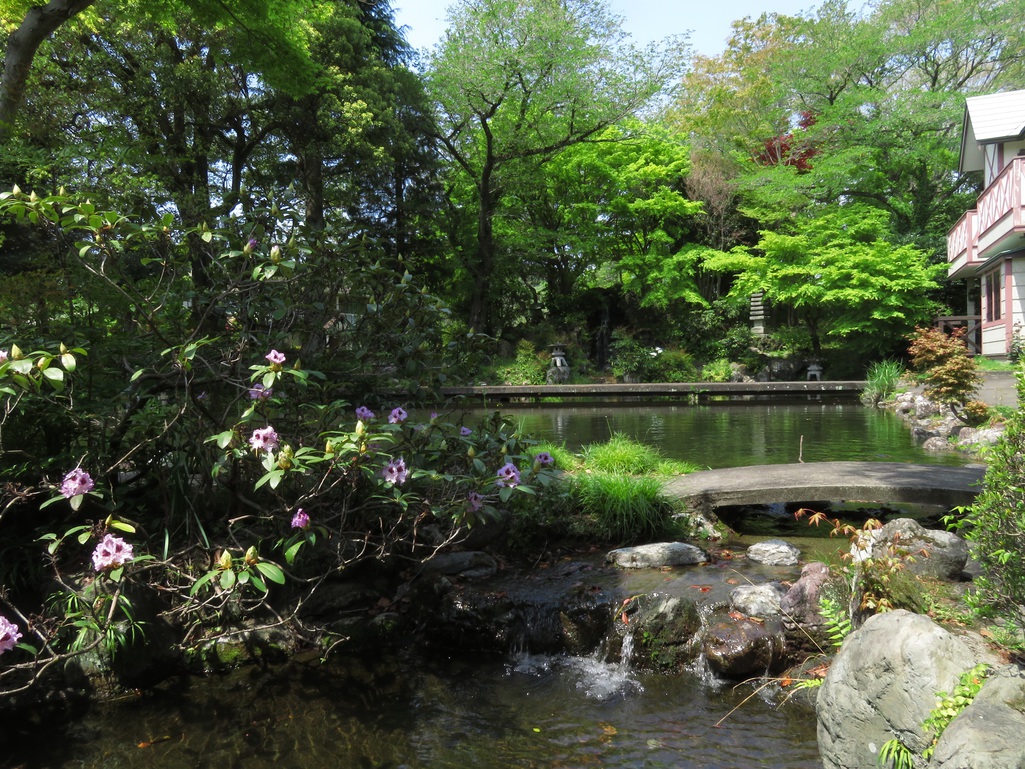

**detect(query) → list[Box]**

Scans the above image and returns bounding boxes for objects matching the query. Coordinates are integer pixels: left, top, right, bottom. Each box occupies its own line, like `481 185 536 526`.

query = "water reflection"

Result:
465 398 969 468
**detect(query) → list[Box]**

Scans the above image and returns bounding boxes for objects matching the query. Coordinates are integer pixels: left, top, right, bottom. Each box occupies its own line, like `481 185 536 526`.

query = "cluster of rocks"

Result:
887 391 1004 453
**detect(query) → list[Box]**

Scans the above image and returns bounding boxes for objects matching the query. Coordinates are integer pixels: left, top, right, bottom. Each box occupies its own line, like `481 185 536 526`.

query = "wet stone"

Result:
606 542 707 569
746 539 800 566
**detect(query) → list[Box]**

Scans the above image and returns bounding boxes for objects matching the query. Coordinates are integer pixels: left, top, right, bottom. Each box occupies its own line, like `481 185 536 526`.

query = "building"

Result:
947 89 1025 356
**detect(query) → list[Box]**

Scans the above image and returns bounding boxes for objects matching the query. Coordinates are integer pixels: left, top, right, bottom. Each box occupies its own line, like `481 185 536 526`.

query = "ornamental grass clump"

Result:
862 358 905 405
570 472 675 543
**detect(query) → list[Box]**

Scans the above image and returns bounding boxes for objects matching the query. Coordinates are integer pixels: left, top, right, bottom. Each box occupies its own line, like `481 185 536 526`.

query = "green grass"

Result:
570 472 677 543
582 432 698 476
974 356 1016 371
530 441 580 470
862 358 906 403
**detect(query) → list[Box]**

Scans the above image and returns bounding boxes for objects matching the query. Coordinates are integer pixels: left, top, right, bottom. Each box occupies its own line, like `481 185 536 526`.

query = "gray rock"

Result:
606 542 707 569
931 665 1025 769
780 562 832 654
420 551 499 580
816 610 978 769
624 591 702 673
869 518 968 581
956 426 1004 450
747 539 800 566
702 616 785 678
730 583 785 618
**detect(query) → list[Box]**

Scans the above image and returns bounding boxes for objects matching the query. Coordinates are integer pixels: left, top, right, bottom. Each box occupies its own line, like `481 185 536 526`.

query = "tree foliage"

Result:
426 0 685 334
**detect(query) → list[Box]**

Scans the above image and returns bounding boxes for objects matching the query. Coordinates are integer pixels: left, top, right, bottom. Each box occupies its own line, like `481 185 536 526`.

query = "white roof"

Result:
961 89 1025 174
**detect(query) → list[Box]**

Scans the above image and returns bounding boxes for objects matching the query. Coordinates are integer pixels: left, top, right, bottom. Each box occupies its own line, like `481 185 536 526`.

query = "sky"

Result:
392 0 816 58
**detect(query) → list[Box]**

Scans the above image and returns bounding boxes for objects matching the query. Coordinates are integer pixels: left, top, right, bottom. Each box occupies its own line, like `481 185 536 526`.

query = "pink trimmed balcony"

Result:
948 156 1025 279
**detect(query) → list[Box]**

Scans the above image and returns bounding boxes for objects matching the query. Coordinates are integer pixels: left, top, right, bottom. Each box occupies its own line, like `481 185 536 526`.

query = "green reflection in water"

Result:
462 398 970 468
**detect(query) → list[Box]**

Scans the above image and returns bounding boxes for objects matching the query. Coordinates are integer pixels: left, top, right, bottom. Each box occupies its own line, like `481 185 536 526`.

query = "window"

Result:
985 269 1003 322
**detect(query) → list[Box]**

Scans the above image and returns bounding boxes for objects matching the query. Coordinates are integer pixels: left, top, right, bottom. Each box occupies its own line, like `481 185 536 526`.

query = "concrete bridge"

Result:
663 461 987 513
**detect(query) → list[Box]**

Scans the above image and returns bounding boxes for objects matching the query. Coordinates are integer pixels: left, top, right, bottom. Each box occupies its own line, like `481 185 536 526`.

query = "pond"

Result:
9 398 955 768
468 396 971 468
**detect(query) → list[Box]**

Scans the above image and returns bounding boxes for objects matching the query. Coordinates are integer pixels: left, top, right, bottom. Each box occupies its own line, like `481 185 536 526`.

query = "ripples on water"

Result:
10 649 821 769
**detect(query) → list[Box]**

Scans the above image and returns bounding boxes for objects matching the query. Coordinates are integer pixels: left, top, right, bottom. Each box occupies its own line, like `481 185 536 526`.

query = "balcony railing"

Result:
948 156 1025 278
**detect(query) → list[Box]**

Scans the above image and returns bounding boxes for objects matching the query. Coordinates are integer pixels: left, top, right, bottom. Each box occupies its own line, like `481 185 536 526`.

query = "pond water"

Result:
11 647 820 769
469 397 971 468
9 399 956 768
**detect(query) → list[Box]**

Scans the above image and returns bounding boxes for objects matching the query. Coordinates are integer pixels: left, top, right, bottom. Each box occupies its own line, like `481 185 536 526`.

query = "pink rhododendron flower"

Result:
496 462 520 488
60 468 94 499
250 426 279 452
535 451 554 467
467 491 485 512
0 615 21 654
355 406 375 421
460 426 473 437
0 349 8 363
92 534 134 572
382 457 408 485
291 509 310 529
388 407 408 424
265 349 286 365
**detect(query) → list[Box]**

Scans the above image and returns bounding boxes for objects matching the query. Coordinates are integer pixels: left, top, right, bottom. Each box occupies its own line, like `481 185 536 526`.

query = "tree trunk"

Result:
0 0 96 142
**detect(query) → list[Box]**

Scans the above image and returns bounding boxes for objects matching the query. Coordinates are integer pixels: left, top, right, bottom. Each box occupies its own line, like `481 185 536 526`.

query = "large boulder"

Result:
862 518 968 581
816 610 978 769
779 562 831 655
931 665 1025 769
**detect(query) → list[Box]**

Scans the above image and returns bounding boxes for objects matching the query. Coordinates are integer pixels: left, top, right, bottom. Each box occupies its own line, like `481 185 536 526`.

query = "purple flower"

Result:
467 491 485 512
460 426 473 437
355 406 375 421
291 509 310 530
249 426 279 453
495 462 520 488
91 534 134 572
249 383 273 400
245 238 258 252
0 615 21 654
265 349 286 365
388 407 408 424
60 468 94 499
382 457 409 486
535 451 554 467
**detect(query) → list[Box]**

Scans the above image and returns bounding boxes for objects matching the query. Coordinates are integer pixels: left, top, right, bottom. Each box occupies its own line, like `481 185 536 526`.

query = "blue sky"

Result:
392 0 818 58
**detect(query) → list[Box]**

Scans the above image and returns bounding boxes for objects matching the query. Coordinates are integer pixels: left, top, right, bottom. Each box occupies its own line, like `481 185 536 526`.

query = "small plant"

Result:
878 738 914 769
819 595 853 648
582 433 666 474
702 357 734 383
921 663 990 759
862 359 905 404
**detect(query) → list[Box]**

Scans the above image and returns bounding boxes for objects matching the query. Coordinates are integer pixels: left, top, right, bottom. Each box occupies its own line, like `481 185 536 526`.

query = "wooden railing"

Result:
935 315 983 355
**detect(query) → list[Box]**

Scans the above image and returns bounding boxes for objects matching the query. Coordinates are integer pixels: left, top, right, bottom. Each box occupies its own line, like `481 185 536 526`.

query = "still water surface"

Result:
473 397 971 468
12 400 947 768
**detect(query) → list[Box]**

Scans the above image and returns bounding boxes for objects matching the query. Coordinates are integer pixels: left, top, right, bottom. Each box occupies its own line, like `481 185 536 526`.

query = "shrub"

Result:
702 358 734 383
492 340 548 385
957 367 1025 636
907 326 980 415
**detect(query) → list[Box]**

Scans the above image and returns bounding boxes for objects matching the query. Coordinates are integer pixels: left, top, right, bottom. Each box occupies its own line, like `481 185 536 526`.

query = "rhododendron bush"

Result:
0 188 555 697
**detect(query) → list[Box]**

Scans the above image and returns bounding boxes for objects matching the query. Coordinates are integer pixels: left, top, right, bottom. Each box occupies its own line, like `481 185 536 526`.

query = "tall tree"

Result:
425 0 685 334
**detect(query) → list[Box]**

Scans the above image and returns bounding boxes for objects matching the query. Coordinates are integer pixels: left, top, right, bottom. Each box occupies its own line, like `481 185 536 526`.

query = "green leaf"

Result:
255 561 286 584
108 519 136 534
189 571 217 596
219 569 237 590
284 540 304 565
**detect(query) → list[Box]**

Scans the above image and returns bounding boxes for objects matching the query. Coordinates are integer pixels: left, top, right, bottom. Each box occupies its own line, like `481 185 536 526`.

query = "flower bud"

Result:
467 446 475 459
270 244 282 263
11 184 21 196
218 550 233 571
244 546 259 566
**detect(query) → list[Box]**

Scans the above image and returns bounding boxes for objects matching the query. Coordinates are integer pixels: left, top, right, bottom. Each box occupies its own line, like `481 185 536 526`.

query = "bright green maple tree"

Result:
704 206 943 356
